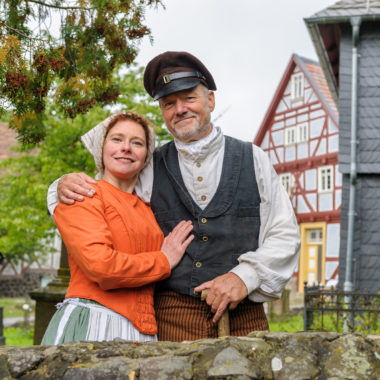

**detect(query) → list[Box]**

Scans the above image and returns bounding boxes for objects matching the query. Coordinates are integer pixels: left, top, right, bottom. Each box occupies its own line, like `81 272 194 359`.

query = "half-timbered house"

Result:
254 54 340 292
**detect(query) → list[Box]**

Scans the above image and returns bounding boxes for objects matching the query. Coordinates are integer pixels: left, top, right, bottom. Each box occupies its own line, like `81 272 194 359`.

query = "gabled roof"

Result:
254 54 338 146
309 0 380 19
304 0 380 102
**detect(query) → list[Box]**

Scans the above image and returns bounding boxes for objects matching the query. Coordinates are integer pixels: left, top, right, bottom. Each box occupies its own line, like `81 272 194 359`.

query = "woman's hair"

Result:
102 111 153 170
104 111 152 152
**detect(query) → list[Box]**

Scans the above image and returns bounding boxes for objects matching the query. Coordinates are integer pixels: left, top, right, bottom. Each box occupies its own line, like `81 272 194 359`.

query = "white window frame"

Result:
297 122 309 143
279 173 292 195
291 72 304 100
284 126 296 146
307 228 323 244
318 165 333 193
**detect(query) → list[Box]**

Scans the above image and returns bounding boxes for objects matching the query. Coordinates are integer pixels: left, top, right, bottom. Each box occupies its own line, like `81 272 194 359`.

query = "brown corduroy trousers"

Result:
154 290 269 342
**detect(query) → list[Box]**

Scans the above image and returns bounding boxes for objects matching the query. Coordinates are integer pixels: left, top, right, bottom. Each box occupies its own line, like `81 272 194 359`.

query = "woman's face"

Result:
103 119 148 182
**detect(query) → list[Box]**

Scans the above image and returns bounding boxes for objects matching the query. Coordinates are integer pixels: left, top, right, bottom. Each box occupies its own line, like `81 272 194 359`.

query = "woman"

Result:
42 111 194 345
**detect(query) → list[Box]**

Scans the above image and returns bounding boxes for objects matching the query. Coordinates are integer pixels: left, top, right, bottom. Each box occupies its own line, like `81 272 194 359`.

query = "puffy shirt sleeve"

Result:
230 144 301 302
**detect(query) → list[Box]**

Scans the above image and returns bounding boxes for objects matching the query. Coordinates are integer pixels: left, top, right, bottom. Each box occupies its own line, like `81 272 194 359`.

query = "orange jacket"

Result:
54 180 170 335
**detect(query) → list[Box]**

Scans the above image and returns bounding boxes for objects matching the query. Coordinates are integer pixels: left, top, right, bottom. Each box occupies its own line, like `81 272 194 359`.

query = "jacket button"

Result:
196 162 201 168
195 261 202 268
202 236 208 242
201 218 207 224
197 176 203 182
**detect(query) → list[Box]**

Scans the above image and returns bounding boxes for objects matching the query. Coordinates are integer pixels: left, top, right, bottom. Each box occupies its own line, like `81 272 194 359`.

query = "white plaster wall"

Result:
285 117 296 126
285 145 296 161
305 169 317 190
270 149 278 165
271 121 284 130
326 223 340 258
310 118 324 138
272 130 283 146
297 195 309 213
297 113 308 122
316 138 327 155
328 134 339 152
319 193 333 211
306 193 316 210
297 143 308 159
325 261 339 280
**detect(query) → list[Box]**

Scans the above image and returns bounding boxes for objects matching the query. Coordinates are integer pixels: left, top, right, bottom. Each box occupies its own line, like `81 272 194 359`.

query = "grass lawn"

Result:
1 297 35 346
0 297 35 318
4 326 34 346
268 314 304 332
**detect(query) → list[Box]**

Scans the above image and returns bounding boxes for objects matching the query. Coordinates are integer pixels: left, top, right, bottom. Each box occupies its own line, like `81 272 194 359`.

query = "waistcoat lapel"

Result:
203 136 242 217
161 142 199 217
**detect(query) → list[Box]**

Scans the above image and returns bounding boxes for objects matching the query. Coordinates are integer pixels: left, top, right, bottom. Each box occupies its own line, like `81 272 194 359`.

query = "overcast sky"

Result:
136 0 337 142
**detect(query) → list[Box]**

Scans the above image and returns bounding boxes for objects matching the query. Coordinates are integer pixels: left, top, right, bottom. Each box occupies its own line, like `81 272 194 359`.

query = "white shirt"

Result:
47 126 300 302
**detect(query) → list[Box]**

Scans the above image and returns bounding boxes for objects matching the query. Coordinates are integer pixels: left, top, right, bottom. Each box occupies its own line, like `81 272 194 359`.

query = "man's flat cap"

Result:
144 51 216 100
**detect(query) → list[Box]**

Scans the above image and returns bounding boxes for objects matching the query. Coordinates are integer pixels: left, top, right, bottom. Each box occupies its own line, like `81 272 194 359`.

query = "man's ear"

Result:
208 91 215 112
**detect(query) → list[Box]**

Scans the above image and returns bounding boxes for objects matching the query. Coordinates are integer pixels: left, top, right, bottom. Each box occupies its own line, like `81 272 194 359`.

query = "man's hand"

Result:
58 173 97 204
194 272 248 323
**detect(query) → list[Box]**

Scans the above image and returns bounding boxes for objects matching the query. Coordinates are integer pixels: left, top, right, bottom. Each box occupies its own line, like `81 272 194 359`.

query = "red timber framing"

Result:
254 54 340 290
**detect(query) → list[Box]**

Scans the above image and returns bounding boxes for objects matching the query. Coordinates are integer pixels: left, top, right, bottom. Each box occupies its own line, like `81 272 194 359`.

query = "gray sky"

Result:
136 0 337 142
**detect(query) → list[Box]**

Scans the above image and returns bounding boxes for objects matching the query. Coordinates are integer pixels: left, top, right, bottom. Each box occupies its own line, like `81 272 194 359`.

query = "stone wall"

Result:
0 271 55 298
0 332 379 379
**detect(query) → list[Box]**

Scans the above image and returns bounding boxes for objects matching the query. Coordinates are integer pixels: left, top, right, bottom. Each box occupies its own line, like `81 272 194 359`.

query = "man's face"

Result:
158 84 215 143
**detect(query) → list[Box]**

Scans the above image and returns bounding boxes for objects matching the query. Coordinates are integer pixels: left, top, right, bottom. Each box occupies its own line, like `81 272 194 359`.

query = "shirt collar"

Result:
174 125 222 160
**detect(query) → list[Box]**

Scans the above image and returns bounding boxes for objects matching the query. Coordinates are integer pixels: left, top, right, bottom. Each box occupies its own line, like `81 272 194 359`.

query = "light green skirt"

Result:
41 298 157 345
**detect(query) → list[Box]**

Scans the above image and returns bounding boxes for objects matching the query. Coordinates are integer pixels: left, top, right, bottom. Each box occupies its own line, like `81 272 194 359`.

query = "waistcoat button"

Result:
201 218 207 224
201 195 207 201
202 236 208 242
197 176 203 182
195 261 202 268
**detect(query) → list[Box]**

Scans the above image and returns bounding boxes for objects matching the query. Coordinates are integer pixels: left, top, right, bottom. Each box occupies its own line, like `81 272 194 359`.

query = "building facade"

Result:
254 54 340 292
305 0 380 293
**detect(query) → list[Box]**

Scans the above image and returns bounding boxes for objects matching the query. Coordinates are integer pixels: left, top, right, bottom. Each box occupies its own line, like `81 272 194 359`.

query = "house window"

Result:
297 122 308 143
284 126 296 146
307 228 323 244
291 72 304 100
318 166 333 193
280 173 292 195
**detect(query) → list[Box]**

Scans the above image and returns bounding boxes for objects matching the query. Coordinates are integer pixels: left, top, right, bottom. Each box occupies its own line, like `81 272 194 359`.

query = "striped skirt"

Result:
41 298 157 345
154 290 269 342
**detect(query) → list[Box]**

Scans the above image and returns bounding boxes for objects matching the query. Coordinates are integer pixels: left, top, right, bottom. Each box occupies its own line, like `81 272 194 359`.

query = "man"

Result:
48 51 300 341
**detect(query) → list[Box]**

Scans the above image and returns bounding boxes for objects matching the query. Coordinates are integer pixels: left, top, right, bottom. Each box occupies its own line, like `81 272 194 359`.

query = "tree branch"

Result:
4 23 51 43
27 0 93 11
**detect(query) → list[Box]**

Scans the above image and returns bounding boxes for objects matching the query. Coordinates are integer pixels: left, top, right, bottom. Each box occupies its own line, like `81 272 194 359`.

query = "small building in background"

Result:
305 0 380 293
254 54 340 293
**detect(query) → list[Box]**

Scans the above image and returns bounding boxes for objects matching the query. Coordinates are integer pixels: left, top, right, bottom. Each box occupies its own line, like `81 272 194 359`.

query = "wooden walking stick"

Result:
201 289 230 337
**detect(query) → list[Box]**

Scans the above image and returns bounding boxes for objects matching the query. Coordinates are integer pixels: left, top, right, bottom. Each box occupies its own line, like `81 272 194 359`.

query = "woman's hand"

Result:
161 220 194 269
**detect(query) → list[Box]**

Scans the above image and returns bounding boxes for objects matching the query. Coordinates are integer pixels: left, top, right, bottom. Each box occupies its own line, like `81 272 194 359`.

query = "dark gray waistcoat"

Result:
151 136 261 297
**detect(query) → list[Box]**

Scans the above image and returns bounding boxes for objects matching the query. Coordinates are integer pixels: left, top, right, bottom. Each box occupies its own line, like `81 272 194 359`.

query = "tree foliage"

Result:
0 0 162 144
0 66 171 265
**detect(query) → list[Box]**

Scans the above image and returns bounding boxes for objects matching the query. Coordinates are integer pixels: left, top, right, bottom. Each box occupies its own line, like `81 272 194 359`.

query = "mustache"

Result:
172 112 196 124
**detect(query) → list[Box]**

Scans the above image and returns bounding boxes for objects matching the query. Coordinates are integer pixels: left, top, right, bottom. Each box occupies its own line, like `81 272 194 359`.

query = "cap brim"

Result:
154 78 201 100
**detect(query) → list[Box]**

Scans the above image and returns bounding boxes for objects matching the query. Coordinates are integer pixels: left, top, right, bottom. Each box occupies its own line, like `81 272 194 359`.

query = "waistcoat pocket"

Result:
238 206 260 217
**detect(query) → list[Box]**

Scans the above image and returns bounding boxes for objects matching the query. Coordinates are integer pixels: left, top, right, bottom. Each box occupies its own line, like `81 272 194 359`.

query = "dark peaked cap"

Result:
144 51 217 100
